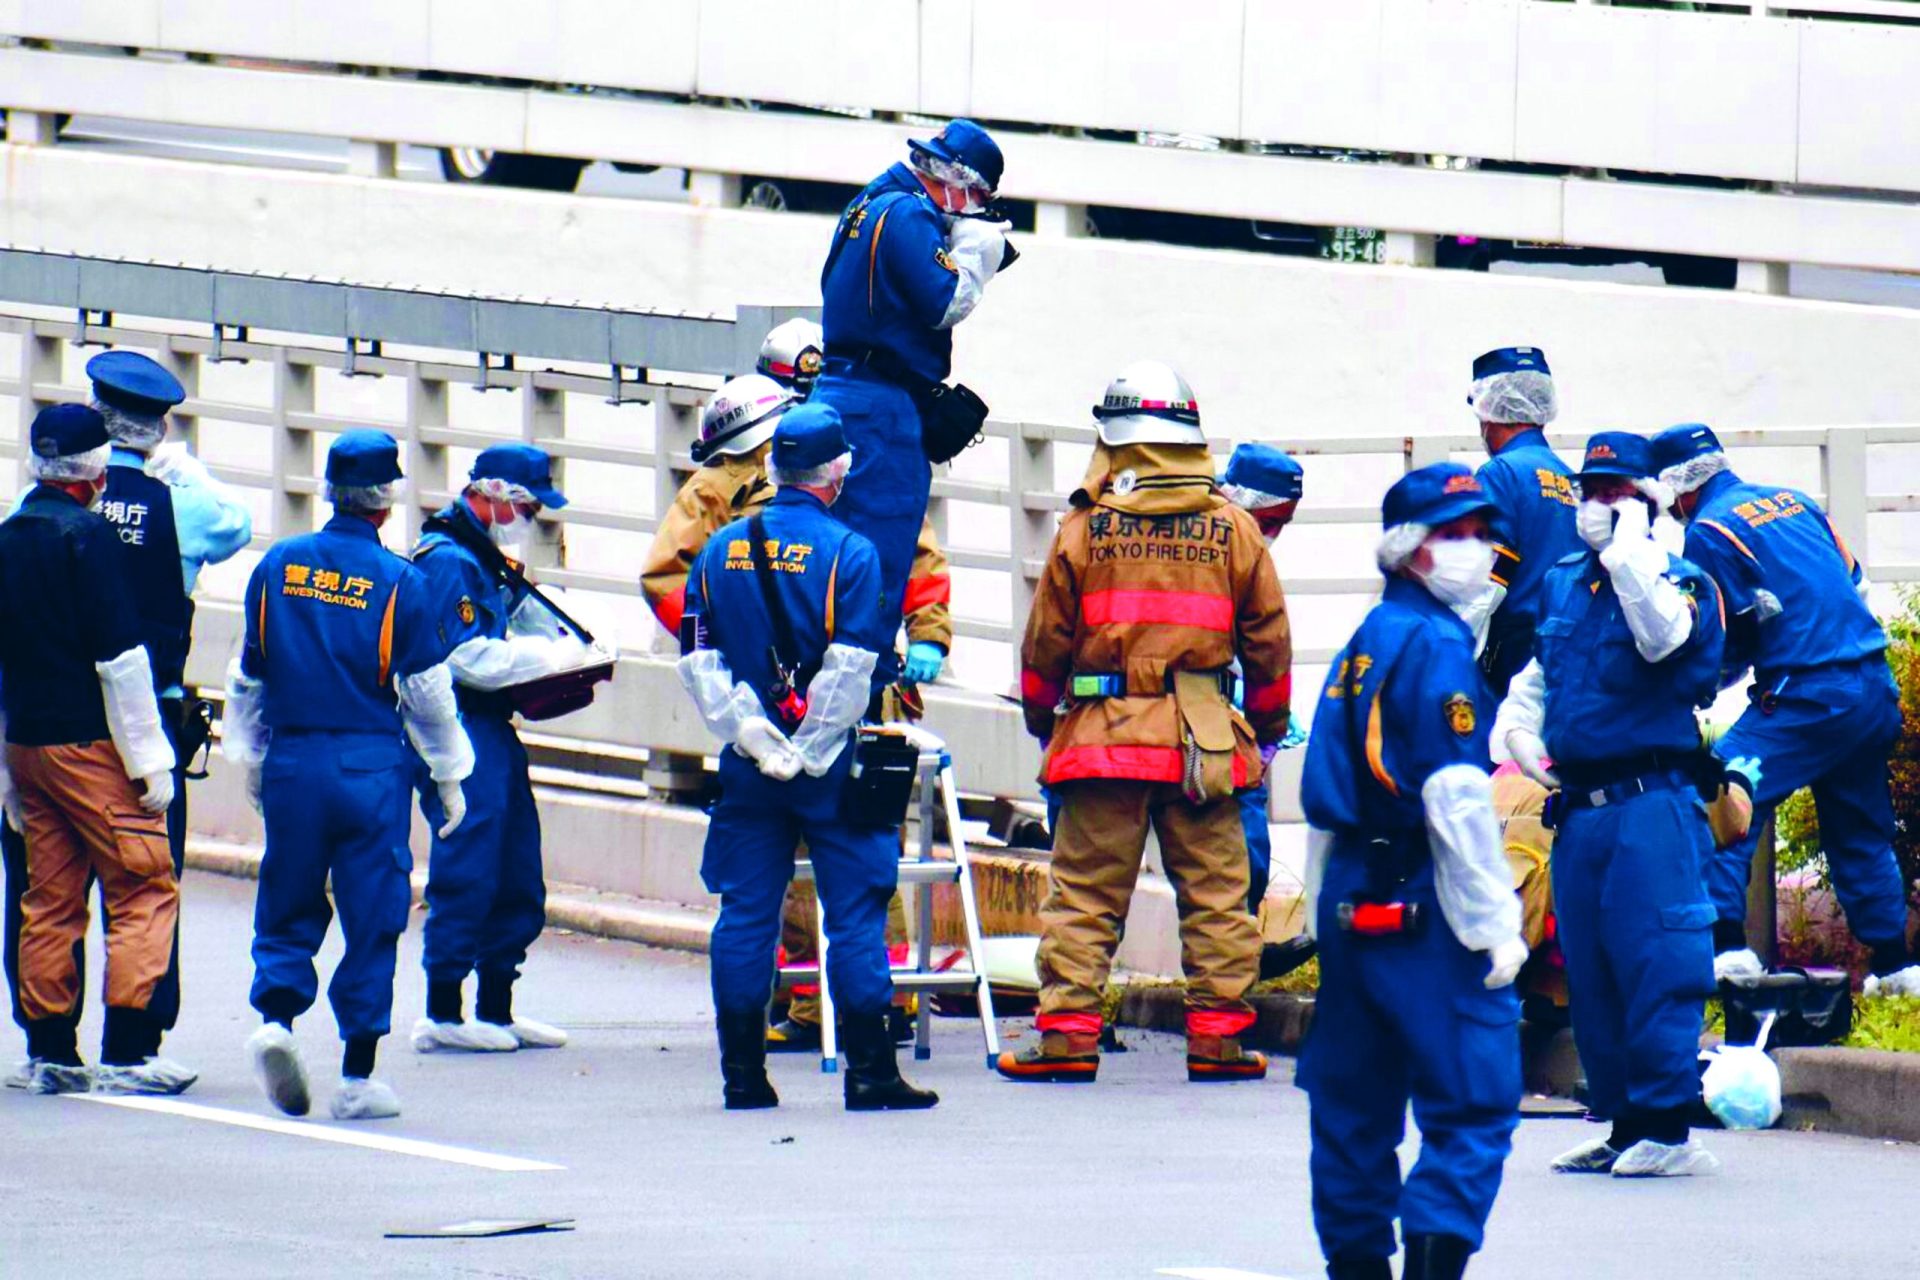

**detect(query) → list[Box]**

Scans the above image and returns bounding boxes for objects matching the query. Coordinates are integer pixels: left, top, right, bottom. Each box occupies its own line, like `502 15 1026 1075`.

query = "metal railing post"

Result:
1823 426 1869 556
270 350 315 536
405 368 450 549
15 327 60 448
523 378 566 572
1006 423 1054 662
155 340 202 454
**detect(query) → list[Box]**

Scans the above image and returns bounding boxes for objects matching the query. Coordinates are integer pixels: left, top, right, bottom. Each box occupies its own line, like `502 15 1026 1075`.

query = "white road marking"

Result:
1157 1269 1300 1280
67 1095 565 1172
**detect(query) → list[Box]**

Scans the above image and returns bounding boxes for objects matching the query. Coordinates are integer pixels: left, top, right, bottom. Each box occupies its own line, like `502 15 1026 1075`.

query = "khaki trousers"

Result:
1038 779 1258 1031
8 741 177 1021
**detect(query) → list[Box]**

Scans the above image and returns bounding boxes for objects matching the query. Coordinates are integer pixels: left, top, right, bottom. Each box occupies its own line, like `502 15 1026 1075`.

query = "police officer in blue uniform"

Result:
1494 432 1726 1177
223 431 474 1121
813 119 1008 682
1218 443 1309 914
1651 424 1920 996
1468 348 1580 696
410 444 580 1055
1298 462 1527 1280
678 403 936 1113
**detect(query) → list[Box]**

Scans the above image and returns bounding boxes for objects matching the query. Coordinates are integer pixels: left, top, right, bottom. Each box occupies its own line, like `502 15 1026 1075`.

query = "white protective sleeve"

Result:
95 647 176 781
938 219 1005 330
1599 534 1693 663
790 643 880 776
447 634 574 691
1488 659 1546 764
1302 827 1333 943
676 648 767 747
1422 764 1523 953
1452 582 1508 659
221 658 270 767
396 664 476 783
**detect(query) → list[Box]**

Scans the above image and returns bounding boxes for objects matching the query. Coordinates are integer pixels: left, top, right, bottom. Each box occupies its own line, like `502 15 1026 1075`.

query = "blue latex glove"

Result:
1280 713 1308 751
903 642 946 686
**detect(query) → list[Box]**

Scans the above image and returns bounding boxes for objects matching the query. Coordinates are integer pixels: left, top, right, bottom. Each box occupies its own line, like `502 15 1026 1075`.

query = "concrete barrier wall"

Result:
5 145 1920 435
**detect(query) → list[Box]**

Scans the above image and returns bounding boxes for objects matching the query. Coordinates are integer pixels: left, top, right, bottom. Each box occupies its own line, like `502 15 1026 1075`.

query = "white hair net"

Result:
325 480 402 513
92 399 168 453
1220 483 1295 512
1469 371 1558 426
466 475 538 506
910 150 991 197
1658 450 1728 498
27 442 111 483
771 452 853 492
1377 522 1431 573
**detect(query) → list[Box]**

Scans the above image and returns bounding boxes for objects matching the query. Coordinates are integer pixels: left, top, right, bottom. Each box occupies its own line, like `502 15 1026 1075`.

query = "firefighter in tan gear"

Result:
640 355 954 1053
998 362 1293 1084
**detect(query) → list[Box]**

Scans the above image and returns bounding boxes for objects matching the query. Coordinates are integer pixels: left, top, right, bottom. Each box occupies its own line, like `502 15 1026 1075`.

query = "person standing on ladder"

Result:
677 403 936 1113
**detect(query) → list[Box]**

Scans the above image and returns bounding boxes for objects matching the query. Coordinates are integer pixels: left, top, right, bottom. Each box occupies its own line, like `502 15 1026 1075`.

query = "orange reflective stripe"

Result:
377 585 398 687
1698 518 1758 563
1365 689 1399 797
1824 514 1859 575
824 549 841 642
256 580 269 661
1081 588 1233 632
868 208 891 315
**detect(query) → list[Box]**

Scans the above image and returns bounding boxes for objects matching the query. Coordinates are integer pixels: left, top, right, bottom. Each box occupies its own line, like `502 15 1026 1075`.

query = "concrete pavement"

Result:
4 871 1918 1280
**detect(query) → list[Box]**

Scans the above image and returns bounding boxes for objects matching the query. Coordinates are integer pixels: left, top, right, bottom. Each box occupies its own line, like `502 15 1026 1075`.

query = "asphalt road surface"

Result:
4 871 1918 1280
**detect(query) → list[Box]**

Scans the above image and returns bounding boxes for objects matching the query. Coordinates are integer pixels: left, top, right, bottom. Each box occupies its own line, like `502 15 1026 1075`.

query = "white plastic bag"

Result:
1700 1042 1782 1131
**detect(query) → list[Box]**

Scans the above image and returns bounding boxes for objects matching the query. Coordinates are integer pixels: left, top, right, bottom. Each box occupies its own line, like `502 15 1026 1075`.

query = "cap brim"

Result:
1421 493 1498 526
1575 463 1645 481
530 485 567 510
909 135 952 162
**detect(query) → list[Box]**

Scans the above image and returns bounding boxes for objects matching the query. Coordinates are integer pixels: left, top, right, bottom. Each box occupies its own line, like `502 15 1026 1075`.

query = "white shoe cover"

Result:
331 1076 401 1121
1550 1135 1622 1174
247 1023 311 1117
28 1060 92 1095
94 1057 198 1096
4 1059 33 1090
411 1017 519 1054
1713 948 1765 982
1863 964 1920 999
509 1017 568 1049
1612 1137 1720 1178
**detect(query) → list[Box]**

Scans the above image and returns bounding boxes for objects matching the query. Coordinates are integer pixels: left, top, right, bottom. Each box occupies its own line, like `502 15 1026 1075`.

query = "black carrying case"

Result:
1719 967 1852 1048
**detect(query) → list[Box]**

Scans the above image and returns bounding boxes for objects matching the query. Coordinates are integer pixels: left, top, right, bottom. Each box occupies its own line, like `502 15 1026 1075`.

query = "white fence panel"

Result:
1239 0 1386 152
1376 0 1521 162
19 0 156 46
916 0 975 117
423 0 699 93
157 1 435 71
1795 18 1920 190
697 0 921 114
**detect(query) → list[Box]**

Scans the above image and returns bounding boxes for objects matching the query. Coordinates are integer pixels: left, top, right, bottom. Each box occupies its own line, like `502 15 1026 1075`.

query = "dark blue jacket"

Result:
1476 429 1580 649
820 163 961 386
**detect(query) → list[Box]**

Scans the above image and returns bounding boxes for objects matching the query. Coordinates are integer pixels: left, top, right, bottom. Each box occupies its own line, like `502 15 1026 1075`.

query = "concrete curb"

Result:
185 839 717 955
1776 1046 1920 1144
1115 982 1316 1054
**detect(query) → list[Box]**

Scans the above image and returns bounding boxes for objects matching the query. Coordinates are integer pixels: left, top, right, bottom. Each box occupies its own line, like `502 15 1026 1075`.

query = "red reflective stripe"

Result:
1046 744 1251 786
902 572 951 617
1036 1011 1104 1035
1186 1008 1256 1037
1081 589 1233 632
764 360 796 377
651 585 686 635
1244 674 1292 719
1021 668 1064 708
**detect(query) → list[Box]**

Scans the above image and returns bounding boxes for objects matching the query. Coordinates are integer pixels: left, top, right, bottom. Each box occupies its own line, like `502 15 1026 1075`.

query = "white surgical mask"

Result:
487 515 529 561
1417 538 1496 607
1577 499 1618 551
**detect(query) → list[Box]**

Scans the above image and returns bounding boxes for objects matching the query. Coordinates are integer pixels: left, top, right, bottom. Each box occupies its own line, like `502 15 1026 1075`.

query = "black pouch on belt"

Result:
841 727 921 829
918 382 989 465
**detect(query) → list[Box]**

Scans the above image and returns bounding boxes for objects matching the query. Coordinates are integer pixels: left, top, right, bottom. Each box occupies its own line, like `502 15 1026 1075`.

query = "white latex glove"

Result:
757 747 802 781
1607 497 1651 548
734 716 794 768
138 769 175 815
244 765 264 816
435 780 467 838
1576 500 1616 552
1 783 21 834
144 442 211 487
1504 728 1559 790
1483 937 1530 989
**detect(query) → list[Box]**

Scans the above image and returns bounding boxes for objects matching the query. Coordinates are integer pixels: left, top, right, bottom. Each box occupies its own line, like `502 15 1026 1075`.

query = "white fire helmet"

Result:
695 374 794 462
1091 361 1204 448
757 318 825 397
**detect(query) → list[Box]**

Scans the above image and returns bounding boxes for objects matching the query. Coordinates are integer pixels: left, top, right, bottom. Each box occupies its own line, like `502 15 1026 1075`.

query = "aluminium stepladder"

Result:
780 723 1001 1071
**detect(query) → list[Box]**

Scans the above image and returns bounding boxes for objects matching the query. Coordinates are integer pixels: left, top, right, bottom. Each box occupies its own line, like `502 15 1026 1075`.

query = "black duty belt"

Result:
1557 768 1696 814
825 344 932 396
1555 749 1704 793
1068 669 1235 701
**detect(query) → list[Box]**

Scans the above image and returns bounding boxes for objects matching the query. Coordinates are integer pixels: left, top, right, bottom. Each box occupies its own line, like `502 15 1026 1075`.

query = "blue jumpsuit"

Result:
814 162 965 683
1476 429 1580 695
241 515 453 1040
1535 548 1724 1123
1298 577 1520 1261
685 488 899 1017
1683 471 1908 951
410 503 546 999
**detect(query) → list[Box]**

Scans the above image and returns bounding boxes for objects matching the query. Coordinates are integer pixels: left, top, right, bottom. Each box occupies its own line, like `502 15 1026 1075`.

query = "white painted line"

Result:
67 1095 565 1172
1158 1269 1300 1280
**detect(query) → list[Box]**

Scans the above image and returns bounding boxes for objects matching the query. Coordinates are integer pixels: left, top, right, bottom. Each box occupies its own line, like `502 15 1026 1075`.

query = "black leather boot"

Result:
716 1008 778 1111
1325 1257 1391 1280
842 1010 938 1112
1402 1234 1473 1280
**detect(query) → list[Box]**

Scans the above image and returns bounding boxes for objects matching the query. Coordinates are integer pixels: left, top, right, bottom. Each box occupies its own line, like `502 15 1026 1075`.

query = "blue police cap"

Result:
1471 346 1551 381
86 350 186 417
30 402 110 460
1575 431 1654 480
471 442 567 509
1649 422 1724 473
909 118 1004 192
1382 461 1496 531
771 402 849 471
1221 443 1304 503
325 429 403 487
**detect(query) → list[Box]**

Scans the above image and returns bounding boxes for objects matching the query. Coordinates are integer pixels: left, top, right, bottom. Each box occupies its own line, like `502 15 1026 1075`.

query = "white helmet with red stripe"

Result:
695 373 793 462
1091 360 1204 447
757 318 825 398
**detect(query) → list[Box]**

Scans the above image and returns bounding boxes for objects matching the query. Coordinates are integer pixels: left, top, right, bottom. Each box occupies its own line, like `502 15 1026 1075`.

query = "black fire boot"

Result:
842 1010 938 1112
1325 1257 1391 1280
1401 1233 1473 1280
716 1008 778 1111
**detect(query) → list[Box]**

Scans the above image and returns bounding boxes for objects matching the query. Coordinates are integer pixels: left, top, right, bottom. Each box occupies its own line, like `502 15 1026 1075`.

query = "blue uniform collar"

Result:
1696 468 1743 507
108 445 149 468
323 511 385 542
769 487 831 515
1492 427 1550 456
433 499 487 540
880 161 932 203
1382 574 1473 638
